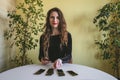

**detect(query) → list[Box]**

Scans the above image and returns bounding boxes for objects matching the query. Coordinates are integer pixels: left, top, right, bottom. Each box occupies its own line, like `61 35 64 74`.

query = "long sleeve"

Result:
38 35 44 61
61 33 72 63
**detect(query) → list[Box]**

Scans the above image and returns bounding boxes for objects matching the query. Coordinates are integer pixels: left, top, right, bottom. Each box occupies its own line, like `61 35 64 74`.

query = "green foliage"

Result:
10 53 33 67
93 0 120 78
4 0 45 66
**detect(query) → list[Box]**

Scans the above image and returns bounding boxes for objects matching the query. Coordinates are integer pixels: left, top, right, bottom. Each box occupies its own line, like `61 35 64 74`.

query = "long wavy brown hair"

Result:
42 7 68 58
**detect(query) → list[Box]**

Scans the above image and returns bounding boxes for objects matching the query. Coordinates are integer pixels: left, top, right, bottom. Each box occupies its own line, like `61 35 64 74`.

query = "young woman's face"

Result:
49 11 59 28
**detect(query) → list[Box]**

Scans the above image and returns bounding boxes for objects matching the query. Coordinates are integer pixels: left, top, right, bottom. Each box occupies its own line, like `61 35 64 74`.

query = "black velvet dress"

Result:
39 32 72 63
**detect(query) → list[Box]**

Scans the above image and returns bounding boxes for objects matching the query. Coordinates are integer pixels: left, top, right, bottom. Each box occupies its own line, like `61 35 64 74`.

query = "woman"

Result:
39 7 72 68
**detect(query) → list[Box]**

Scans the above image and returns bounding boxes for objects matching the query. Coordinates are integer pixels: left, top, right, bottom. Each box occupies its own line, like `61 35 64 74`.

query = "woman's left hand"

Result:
53 59 62 69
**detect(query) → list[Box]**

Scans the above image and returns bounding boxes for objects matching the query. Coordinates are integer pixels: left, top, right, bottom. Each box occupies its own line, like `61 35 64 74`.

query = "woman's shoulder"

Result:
40 34 45 39
67 32 72 37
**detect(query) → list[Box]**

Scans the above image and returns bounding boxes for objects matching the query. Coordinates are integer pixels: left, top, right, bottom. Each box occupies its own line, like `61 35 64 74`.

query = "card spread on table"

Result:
34 68 78 76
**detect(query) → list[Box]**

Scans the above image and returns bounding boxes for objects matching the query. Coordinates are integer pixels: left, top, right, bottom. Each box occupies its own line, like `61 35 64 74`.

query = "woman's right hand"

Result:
53 59 62 69
41 57 50 65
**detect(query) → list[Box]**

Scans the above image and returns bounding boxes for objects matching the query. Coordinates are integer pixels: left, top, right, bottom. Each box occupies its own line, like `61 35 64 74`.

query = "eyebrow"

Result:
50 16 59 18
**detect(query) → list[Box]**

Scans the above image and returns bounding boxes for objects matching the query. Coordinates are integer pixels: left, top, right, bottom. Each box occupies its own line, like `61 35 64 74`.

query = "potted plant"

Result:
93 0 120 79
4 0 45 66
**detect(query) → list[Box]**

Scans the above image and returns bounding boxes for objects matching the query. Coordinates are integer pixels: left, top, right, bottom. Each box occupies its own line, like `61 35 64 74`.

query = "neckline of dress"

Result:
50 34 60 37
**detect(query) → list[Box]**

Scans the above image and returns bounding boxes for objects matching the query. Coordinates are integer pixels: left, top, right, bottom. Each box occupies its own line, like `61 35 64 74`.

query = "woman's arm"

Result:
39 35 50 64
61 32 72 63
38 35 44 61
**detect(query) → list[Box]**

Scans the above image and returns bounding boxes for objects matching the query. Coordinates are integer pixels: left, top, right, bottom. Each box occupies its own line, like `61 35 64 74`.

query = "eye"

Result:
50 16 59 20
57 16 59 19
50 16 54 19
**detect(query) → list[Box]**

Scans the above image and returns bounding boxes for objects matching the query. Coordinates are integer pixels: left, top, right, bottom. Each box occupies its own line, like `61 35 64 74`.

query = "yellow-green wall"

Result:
17 0 115 76
0 0 15 72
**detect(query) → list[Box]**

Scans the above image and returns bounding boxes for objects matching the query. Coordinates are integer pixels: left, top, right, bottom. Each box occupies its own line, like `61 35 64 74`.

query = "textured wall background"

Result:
0 0 15 72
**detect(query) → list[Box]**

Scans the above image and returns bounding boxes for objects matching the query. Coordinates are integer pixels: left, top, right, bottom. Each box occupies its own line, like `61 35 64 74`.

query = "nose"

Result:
53 17 57 22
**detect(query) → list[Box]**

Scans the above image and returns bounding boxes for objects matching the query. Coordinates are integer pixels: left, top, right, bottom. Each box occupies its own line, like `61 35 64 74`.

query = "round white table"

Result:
0 63 117 80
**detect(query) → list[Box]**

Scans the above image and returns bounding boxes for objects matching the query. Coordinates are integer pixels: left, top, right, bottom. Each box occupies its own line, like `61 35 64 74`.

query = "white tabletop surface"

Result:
0 63 117 80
